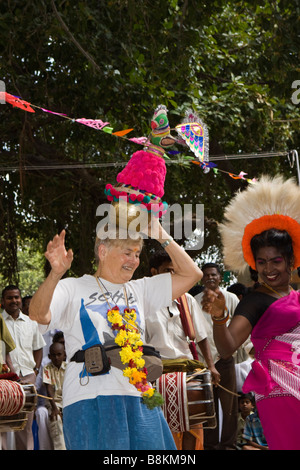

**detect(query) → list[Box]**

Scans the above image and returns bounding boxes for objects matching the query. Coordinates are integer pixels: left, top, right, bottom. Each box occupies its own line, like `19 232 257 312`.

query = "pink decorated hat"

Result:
105 105 176 219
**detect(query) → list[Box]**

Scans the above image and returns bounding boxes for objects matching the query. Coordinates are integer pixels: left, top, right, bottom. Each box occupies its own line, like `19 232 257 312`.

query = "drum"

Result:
0 380 37 432
156 370 216 432
0 412 28 432
22 384 37 412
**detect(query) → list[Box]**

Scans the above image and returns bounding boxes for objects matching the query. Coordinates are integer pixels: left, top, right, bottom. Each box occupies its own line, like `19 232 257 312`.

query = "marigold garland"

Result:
107 306 164 409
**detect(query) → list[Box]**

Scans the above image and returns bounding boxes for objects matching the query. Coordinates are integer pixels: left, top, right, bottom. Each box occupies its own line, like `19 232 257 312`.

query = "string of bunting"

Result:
191 160 257 184
1 91 258 183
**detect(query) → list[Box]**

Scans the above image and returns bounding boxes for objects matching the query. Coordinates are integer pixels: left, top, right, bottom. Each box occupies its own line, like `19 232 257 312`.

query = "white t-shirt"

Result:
38 273 172 408
146 293 209 360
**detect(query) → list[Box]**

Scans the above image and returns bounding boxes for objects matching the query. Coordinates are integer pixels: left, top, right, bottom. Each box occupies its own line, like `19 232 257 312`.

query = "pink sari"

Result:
243 290 300 450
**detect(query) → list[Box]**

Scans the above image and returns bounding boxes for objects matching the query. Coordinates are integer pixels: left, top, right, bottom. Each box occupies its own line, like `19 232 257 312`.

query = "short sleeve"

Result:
31 320 46 350
138 273 172 318
38 278 79 334
42 364 52 385
234 292 276 327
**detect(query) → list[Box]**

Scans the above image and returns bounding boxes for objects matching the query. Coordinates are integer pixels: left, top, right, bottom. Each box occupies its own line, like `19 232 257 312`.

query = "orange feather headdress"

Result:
219 176 300 273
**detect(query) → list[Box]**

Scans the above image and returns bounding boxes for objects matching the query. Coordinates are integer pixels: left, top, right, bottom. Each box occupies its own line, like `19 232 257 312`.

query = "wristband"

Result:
212 307 229 325
161 237 173 249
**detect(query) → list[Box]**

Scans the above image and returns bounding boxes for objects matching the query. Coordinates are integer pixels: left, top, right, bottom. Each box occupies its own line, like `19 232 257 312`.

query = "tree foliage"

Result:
0 0 299 282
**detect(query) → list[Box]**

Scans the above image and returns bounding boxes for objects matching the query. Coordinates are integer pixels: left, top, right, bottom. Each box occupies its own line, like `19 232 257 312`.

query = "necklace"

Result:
94 275 163 409
261 281 293 298
96 276 143 333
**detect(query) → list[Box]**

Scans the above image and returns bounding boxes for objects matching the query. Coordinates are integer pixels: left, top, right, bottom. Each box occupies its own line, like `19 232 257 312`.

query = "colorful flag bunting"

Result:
75 118 110 130
2 89 257 184
175 121 208 162
112 128 134 137
102 126 114 134
2 92 35 113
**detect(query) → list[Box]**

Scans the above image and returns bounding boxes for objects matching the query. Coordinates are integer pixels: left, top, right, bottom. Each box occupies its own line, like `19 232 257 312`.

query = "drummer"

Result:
146 250 220 450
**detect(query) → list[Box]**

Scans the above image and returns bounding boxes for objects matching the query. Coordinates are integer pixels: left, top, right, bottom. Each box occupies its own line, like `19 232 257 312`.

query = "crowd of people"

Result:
0 176 300 451
0 261 258 451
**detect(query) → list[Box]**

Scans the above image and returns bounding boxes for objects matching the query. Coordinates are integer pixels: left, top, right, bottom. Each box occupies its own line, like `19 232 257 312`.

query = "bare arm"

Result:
197 338 220 385
201 288 252 359
33 348 43 372
148 219 202 299
5 352 16 374
45 383 61 420
213 315 253 359
244 440 269 450
29 230 73 325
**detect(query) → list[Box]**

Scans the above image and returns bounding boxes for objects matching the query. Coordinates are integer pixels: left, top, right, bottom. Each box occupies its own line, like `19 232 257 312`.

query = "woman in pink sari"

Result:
201 176 300 450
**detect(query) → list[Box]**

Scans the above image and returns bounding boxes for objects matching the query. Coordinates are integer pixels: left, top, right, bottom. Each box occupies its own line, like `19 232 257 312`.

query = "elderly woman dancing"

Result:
201 176 300 450
29 219 202 450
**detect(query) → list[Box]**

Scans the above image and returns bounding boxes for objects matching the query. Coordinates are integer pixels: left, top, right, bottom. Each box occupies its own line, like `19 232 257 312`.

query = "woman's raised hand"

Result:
45 230 73 277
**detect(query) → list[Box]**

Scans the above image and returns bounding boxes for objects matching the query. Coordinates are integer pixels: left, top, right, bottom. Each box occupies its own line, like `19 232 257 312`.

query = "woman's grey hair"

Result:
94 225 144 263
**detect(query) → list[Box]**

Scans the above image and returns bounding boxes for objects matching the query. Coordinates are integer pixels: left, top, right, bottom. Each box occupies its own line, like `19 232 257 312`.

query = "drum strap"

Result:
176 295 199 361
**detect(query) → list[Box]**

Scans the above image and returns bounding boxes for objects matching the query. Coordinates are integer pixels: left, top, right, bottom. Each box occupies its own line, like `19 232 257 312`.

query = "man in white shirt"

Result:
1 285 46 450
194 263 240 450
146 252 220 450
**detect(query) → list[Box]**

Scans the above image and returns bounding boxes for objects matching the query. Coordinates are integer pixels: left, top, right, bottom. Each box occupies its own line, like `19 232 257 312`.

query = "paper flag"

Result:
128 137 149 145
112 128 134 137
228 173 242 180
175 121 209 163
75 118 110 130
2 92 35 113
102 126 113 134
192 160 216 168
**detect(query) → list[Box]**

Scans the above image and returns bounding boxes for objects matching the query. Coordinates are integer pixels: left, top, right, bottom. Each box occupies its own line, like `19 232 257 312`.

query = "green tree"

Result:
0 0 299 279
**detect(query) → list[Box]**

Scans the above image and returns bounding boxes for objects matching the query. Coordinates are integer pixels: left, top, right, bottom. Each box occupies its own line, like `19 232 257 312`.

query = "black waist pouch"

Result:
71 344 111 376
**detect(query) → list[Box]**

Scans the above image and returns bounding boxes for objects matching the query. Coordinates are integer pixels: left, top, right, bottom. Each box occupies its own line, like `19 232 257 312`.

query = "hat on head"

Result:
219 175 300 273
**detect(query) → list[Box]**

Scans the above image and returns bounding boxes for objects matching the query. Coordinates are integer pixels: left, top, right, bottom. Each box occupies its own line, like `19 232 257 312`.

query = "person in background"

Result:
35 332 65 450
195 263 249 450
242 407 269 450
146 251 220 450
1 285 45 450
22 295 32 316
201 176 300 450
236 393 255 449
43 341 67 450
227 283 249 301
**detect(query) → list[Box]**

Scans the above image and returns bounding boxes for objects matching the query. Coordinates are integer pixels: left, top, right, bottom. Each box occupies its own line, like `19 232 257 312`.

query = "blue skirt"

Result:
63 395 176 450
